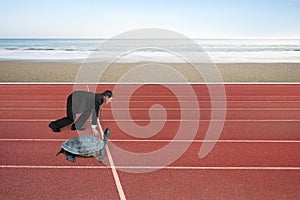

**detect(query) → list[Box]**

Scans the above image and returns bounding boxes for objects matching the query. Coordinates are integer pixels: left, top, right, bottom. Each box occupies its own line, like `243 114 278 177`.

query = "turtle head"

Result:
103 128 110 144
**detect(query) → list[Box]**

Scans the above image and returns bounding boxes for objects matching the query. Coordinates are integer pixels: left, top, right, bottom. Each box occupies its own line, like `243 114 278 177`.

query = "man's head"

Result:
103 90 114 104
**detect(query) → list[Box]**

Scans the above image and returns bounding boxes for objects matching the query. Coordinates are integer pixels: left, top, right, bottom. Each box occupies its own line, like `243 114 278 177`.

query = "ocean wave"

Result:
5 47 18 50
1 39 300 62
3 46 300 52
24 48 55 51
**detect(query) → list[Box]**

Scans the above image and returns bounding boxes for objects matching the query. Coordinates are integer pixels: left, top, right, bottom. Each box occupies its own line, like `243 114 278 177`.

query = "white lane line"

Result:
2 95 300 98
87 84 126 200
2 100 300 103
1 165 299 170
111 139 300 143
2 108 300 111
0 108 65 110
98 119 126 200
0 100 65 102
1 82 300 84
1 139 299 143
0 165 109 169
0 139 67 142
1 119 300 122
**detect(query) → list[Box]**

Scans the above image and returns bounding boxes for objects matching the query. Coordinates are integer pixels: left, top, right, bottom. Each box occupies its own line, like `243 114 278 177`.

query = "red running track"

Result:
0 84 299 200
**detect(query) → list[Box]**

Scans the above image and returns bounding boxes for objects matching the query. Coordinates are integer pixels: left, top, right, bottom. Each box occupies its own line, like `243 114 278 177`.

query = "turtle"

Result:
56 128 110 163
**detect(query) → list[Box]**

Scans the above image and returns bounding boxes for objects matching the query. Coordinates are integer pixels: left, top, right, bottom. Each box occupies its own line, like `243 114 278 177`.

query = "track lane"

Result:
1 100 300 109
1 108 300 120
1 141 299 167
2 94 300 101
1 84 300 200
1 84 300 95
0 168 120 200
0 121 299 140
117 169 300 200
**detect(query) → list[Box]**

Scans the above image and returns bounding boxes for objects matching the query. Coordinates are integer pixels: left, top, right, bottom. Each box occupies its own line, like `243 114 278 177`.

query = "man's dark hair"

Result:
102 90 114 98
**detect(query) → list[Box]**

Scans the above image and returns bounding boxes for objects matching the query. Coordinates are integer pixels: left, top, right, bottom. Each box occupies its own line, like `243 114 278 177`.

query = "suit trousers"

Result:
51 94 92 129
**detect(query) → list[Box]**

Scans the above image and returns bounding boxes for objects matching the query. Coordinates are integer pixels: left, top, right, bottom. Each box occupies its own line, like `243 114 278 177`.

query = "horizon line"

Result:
0 37 300 40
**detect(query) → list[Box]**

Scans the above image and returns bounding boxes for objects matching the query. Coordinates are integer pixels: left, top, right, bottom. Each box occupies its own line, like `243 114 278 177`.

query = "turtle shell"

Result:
61 135 104 157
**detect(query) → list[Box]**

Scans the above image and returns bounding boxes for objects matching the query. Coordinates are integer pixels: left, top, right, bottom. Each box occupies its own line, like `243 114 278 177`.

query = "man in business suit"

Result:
49 90 113 136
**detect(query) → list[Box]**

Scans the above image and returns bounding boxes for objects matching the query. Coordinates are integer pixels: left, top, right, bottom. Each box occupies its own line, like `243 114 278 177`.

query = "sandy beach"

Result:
0 61 300 82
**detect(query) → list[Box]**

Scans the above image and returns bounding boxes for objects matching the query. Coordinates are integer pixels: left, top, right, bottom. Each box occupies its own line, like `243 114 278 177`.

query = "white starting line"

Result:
1 119 300 122
0 139 299 143
0 165 299 170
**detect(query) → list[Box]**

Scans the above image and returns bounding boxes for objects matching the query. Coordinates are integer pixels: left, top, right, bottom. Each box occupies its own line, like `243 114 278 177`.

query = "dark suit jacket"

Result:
71 91 104 125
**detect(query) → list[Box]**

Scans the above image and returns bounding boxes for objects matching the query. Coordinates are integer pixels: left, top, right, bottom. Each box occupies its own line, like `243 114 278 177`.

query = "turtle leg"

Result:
66 153 76 163
56 148 76 163
56 148 64 156
99 149 106 163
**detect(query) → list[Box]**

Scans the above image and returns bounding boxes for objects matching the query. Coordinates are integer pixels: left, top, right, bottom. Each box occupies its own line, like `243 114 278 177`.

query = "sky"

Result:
0 0 300 38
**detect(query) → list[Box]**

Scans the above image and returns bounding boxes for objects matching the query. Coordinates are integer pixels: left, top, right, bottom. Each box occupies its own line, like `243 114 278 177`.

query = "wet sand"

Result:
0 61 300 82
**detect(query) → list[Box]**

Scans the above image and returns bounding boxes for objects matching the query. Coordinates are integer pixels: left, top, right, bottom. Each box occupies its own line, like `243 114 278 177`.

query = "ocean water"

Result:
0 38 299 63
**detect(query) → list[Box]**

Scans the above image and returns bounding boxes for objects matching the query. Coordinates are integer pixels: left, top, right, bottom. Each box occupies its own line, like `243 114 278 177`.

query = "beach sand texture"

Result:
0 61 300 82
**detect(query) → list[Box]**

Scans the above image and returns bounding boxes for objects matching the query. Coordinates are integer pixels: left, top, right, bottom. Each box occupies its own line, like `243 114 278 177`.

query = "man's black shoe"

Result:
51 127 61 132
48 122 61 132
48 122 55 128
71 124 86 131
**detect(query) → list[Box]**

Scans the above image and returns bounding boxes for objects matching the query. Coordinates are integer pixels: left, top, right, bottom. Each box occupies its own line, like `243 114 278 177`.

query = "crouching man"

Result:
49 90 113 136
